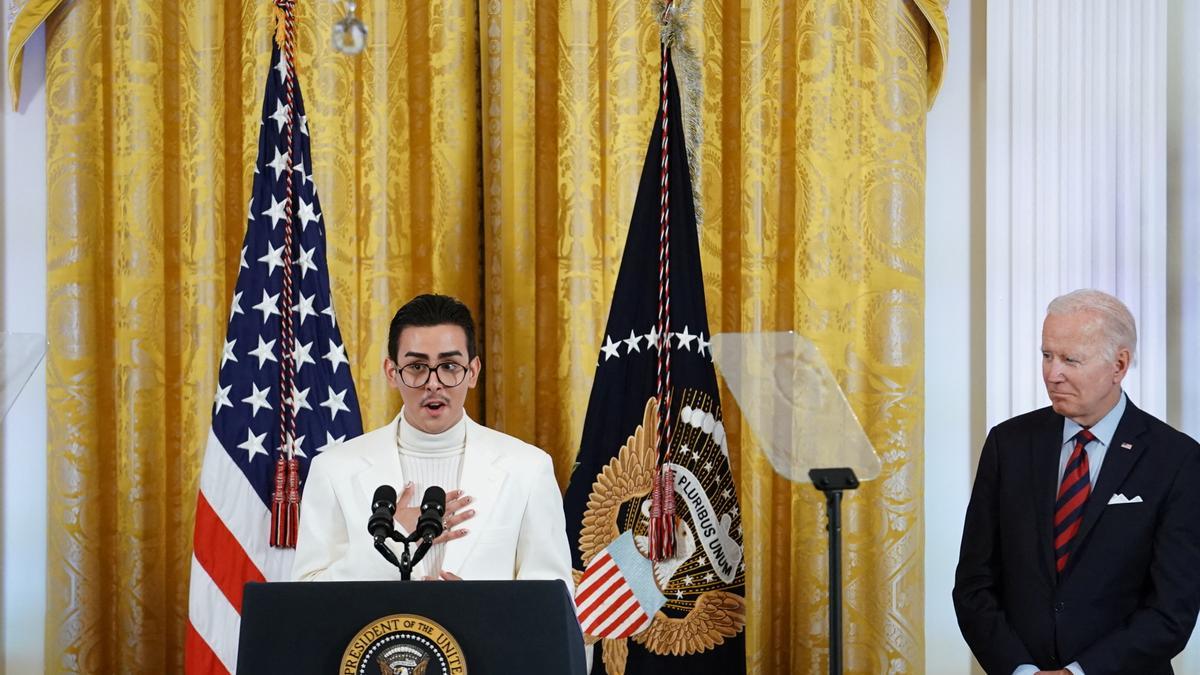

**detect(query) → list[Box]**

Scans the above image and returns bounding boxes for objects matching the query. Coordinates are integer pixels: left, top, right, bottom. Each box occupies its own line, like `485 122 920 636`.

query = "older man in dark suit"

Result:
953 289 1200 675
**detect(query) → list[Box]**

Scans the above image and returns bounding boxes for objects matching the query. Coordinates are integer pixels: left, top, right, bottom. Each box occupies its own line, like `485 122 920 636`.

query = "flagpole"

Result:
809 467 860 675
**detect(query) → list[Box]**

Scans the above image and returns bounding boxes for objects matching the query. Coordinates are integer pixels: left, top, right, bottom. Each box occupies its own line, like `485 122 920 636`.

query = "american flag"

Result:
184 25 363 674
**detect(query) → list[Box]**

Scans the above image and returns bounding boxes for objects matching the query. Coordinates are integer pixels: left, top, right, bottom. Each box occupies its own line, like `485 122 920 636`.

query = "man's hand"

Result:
423 570 462 581
394 482 475 543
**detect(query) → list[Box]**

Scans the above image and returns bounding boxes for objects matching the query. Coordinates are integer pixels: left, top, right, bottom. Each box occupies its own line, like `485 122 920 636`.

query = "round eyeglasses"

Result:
397 361 470 388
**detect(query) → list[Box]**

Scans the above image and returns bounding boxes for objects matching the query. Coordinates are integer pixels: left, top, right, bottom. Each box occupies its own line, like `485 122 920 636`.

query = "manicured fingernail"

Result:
466 509 475 516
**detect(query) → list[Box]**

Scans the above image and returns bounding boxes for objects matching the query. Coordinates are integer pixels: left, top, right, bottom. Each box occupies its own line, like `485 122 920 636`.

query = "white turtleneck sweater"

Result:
395 409 466 579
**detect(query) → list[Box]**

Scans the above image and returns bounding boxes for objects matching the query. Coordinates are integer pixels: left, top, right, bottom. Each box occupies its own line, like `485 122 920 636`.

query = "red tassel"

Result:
284 456 301 547
269 455 287 547
648 466 663 560
647 464 678 561
660 464 676 558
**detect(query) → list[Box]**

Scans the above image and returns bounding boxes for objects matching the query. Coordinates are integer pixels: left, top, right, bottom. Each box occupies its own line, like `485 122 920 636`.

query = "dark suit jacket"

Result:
953 401 1200 675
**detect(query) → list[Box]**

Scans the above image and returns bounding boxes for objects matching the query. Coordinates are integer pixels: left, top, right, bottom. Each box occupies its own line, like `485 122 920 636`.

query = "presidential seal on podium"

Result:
340 614 466 675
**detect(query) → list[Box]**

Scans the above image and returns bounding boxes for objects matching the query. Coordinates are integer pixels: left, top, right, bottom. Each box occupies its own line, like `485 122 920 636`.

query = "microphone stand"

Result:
375 529 436 581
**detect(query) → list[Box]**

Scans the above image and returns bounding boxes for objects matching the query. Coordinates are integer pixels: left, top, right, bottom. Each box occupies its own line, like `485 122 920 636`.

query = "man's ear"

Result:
1113 347 1132 382
467 356 482 388
383 357 401 389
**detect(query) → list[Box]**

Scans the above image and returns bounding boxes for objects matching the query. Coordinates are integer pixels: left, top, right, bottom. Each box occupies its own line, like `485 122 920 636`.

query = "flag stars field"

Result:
597 326 713 365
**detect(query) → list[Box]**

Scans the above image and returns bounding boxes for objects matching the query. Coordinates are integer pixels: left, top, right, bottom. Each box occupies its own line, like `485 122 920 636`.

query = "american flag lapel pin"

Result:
1120 442 1134 450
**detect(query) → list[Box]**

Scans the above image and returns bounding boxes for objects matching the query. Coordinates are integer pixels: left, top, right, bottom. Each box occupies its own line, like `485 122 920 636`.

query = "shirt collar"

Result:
395 407 469 455
1062 390 1127 447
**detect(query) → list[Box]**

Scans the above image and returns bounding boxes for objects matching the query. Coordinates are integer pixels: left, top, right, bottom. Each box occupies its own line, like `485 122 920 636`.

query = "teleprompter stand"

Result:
809 467 860 675
711 332 880 675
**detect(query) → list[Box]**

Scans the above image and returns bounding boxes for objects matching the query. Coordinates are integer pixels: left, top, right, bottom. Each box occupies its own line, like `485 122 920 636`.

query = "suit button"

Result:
1054 601 1065 612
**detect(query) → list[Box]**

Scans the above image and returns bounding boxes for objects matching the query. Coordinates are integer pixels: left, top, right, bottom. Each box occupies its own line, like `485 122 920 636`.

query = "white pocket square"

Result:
1107 493 1143 505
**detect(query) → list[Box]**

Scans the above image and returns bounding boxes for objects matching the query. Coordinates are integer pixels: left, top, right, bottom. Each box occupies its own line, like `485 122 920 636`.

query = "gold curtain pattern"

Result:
41 0 946 672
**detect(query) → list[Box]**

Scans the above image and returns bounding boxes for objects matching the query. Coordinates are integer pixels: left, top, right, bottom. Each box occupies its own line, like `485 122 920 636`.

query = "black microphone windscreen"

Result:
420 485 446 514
372 484 398 514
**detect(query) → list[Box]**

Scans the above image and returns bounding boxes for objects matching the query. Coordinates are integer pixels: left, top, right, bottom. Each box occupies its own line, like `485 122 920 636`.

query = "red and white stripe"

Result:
186 429 296 674
575 551 652 639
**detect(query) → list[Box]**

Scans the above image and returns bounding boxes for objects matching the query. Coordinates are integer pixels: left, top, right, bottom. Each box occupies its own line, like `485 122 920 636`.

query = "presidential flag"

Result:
185 7 363 672
563 33 747 675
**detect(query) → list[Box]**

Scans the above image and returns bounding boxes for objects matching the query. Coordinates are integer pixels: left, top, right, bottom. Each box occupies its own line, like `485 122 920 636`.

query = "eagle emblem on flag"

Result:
575 397 745 672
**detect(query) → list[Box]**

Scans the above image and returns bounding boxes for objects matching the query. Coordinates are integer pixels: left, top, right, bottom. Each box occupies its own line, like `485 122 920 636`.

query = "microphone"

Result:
414 486 446 544
368 484 398 544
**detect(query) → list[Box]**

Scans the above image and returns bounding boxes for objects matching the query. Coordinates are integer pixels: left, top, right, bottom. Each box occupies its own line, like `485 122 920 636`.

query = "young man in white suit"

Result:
292 293 573 589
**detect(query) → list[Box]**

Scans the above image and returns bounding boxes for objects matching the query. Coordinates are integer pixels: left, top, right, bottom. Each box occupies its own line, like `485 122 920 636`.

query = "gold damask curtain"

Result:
36 0 945 672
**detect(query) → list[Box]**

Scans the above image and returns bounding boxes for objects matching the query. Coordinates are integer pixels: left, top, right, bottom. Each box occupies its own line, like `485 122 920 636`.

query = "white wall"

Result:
923 0 985 672
926 0 1200 672
0 24 49 675
1166 1 1200 671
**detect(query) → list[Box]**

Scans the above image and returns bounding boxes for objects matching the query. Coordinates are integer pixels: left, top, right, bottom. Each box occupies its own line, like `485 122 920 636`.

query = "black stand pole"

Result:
809 467 859 675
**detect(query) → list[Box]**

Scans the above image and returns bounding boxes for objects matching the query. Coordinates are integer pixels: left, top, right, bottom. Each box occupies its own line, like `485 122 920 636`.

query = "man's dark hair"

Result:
387 294 478 362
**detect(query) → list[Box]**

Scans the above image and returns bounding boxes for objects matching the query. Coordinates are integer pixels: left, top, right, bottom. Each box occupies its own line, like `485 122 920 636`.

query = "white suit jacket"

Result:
291 412 573 589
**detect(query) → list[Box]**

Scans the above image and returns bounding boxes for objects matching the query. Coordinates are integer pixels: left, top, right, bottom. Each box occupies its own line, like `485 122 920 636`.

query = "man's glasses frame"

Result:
396 361 471 388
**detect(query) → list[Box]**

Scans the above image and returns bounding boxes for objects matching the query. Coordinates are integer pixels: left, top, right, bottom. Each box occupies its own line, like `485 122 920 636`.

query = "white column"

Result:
0 23 48 675
924 0 986 670
986 0 1168 425
1168 0 1200 669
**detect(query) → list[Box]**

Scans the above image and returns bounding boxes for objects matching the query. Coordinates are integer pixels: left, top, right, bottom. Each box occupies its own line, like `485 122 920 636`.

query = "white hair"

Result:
1046 289 1137 361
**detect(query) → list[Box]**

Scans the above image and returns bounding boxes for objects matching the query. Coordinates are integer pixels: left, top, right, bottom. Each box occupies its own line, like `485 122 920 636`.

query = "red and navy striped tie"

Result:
1054 428 1096 575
